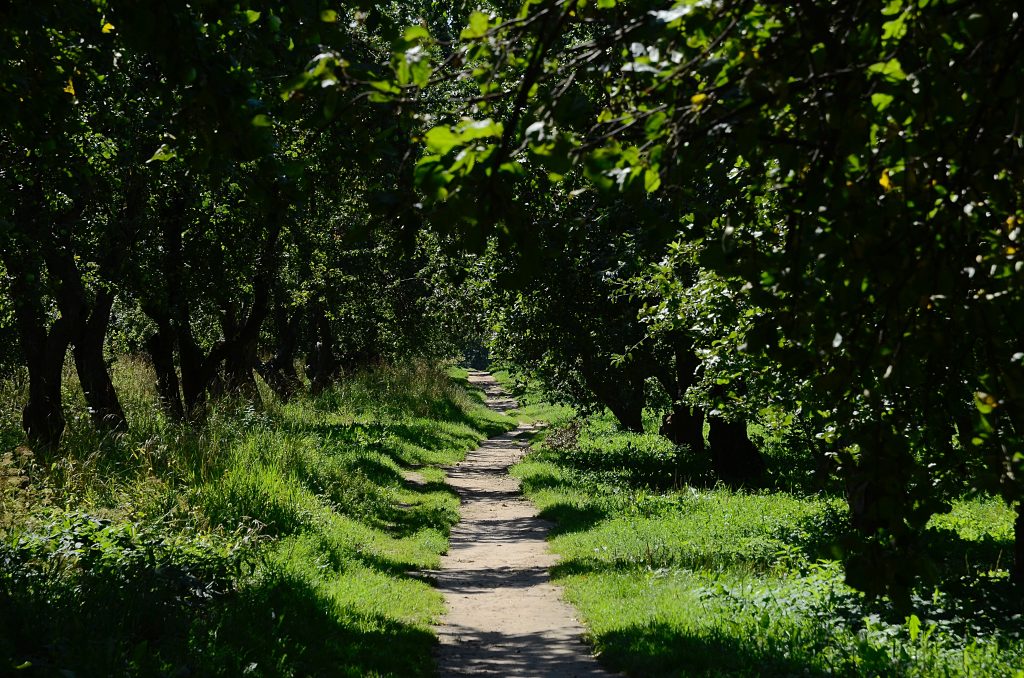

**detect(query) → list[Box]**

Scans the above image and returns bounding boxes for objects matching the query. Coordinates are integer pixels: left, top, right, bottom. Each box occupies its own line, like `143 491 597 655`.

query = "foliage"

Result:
3 0 1024 646
373 0 1024 599
0 0 488 453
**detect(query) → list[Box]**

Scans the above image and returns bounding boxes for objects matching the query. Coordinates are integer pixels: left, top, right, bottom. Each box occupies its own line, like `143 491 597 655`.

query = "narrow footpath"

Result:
432 371 616 677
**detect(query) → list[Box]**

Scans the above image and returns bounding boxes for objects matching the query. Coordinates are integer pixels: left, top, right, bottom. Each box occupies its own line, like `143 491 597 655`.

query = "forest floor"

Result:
432 371 615 677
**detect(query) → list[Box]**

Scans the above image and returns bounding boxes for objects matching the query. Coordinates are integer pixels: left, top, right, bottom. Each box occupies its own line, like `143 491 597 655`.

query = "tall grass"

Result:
0 357 516 676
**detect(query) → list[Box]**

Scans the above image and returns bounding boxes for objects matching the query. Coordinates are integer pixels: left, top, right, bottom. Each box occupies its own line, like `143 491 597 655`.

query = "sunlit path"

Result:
432 372 616 677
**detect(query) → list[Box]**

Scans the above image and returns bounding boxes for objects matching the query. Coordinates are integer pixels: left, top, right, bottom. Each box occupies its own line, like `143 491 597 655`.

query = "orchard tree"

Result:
0 0 483 445
373 0 1024 598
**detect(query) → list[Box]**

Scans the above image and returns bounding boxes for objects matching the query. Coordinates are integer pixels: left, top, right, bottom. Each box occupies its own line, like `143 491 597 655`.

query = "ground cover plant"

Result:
505 385 1024 677
0 361 515 676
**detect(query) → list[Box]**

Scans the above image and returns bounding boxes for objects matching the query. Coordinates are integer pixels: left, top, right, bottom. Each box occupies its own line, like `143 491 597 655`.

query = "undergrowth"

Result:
506 391 1024 677
0 359 515 676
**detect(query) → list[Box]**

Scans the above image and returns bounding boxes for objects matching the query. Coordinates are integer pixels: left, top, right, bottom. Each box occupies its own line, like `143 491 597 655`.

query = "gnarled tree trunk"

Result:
657 343 706 455
21 336 71 451
3 225 80 450
146 317 185 422
72 288 127 433
578 348 646 433
307 304 337 396
660 404 705 454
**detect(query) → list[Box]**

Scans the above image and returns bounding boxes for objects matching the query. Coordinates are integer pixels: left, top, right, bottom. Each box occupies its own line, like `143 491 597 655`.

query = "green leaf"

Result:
871 92 894 112
320 9 339 22
644 111 667 136
244 10 261 24
868 58 906 81
146 144 177 163
498 161 525 176
459 118 503 142
251 114 272 127
882 0 903 15
644 167 662 193
597 0 617 7
975 391 997 414
461 11 490 39
369 80 401 94
414 156 453 200
424 127 462 155
882 15 907 42
280 72 313 99
907 614 921 642
403 25 430 42
410 59 432 88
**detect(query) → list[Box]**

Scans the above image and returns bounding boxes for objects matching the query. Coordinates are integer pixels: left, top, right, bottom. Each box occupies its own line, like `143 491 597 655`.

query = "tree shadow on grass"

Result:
350 453 405 486
785 511 1024 629
594 622 828 677
913 527 1023 635
201 569 437 677
386 421 481 459
537 502 609 537
924 526 1014 579
549 555 617 580
379 493 460 541
517 471 610 536
0 532 248 677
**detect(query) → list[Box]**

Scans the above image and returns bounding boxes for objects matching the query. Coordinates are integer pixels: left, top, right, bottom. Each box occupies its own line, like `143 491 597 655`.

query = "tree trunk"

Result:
223 339 260 399
21 347 68 451
579 351 645 433
146 321 185 422
587 370 644 432
308 305 337 396
258 352 303 401
257 307 303 401
661 404 705 454
605 396 645 433
658 342 705 453
176 322 208 420
707 416 766 483
218 304 260 400
48 241 128 436
2 253 76 450
72 288 127 432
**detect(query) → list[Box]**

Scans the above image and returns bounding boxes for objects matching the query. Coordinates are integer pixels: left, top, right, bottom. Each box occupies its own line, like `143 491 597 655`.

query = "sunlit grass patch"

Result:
513 412 1024 677
1 363 513 676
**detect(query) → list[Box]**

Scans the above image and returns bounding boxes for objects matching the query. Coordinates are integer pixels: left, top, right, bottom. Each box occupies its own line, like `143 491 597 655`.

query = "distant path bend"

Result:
432 371 616 677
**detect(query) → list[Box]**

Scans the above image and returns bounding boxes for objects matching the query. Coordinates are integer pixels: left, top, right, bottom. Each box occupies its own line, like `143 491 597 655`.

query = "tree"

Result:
394 0 1024 598
0 0 484 446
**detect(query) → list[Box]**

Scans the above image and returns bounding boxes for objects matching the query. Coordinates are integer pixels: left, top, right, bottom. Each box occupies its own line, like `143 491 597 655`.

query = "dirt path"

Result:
432 371 616 677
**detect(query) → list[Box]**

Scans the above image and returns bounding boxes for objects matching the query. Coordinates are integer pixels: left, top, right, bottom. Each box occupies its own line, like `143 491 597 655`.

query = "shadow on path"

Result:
433 371 617 677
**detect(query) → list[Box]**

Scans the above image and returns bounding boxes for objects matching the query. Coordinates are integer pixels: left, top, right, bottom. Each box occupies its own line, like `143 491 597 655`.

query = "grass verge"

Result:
510 405 1024 677
0 361 515 676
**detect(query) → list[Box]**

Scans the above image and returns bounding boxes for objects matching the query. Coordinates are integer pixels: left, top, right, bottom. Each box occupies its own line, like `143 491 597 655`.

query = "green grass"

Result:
512 410 1024 677
490 367 576 427
0 360 516 676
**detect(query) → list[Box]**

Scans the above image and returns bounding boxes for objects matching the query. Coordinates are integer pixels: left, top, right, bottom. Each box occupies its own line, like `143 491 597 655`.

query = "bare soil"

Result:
431 371 616 677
